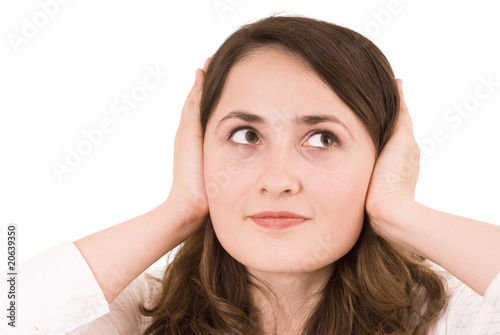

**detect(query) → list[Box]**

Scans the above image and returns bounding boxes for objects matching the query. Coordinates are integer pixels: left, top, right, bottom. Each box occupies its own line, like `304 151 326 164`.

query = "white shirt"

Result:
1 240 499 334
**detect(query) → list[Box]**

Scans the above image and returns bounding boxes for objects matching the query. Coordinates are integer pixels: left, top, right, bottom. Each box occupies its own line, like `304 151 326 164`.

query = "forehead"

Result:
208 48 363 131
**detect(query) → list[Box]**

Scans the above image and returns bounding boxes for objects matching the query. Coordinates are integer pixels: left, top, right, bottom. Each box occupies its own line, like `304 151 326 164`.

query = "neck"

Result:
247 264 334 334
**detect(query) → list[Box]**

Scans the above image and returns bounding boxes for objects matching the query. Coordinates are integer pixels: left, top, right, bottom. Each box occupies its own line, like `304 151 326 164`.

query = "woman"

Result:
3 15 499 334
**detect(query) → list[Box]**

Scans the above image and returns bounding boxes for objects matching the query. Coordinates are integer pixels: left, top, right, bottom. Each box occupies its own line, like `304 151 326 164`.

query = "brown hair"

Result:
140 14 446 334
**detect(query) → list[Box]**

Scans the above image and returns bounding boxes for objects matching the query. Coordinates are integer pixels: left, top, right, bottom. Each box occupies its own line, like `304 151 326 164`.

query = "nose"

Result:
255 143 302 196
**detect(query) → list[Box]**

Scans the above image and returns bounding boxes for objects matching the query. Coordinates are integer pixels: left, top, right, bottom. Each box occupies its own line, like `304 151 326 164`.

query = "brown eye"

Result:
231 128 260 144
245 131 258 143
303 131 339 148
320 134 334 146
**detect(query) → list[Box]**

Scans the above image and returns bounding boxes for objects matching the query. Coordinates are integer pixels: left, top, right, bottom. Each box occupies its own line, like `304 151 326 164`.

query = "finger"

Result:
394 78 413 131
396 78 404 97
203 56 212 72
181 68 205 121
174 70 205 151
395 78 408 114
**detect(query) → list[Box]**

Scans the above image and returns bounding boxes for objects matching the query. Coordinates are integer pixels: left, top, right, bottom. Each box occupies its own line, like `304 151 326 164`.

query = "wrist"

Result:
369 198 421 251
163 193 207 236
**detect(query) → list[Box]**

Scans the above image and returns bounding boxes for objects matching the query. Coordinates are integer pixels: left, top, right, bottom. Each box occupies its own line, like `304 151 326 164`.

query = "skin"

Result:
72 48 500 334
204 49 376 274
202 49 377 331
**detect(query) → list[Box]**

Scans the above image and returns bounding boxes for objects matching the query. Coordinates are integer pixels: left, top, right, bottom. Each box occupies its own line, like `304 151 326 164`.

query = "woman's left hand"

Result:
366 79 500 295
365 79 420 238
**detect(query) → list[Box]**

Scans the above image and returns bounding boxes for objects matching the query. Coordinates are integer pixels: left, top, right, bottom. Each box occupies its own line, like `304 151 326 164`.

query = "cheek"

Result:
315 164 372 207
203 144 249 219
308 148 374 201
308 158 374 242
204 156 253 253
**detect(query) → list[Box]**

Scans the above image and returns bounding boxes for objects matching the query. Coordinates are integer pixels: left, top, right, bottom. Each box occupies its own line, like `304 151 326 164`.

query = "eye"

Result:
229 127 260 144
303 131 340 149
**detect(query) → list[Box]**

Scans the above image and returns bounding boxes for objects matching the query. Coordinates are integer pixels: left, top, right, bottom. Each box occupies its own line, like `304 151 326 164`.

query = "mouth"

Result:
248 211 309 229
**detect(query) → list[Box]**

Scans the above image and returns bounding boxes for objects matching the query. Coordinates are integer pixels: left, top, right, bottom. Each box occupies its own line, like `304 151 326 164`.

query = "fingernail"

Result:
195 69 200 80
397 78 404 97
204 57 212 68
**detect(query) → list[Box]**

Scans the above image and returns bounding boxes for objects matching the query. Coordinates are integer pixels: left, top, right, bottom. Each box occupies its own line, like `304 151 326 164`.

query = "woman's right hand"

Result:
73 59 212 305
166 58 211 234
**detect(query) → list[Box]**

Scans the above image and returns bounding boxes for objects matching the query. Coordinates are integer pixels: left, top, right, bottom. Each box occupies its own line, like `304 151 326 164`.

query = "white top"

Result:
1 240 500 334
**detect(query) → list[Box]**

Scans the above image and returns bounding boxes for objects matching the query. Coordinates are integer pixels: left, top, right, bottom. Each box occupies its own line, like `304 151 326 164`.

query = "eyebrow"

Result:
216 110 354 139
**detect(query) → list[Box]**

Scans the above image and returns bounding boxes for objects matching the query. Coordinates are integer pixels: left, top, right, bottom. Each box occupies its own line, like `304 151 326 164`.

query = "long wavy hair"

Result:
140 14 447 334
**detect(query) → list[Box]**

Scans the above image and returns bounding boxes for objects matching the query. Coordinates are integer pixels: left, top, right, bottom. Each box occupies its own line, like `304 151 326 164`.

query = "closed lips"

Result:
249 211 309 229
249 211 308 219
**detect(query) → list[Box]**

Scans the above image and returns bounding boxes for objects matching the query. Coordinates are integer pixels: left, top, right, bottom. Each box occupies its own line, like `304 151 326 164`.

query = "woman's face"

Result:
203 48 376 275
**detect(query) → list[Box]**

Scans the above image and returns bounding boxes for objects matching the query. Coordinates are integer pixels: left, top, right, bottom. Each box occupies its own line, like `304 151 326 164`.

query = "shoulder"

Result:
68 266 165 334
429 265 500 334
138 266 165 309
112 266 164 323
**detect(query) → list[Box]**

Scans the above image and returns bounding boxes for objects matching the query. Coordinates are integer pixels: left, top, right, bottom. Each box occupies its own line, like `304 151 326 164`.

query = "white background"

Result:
1 0 499 266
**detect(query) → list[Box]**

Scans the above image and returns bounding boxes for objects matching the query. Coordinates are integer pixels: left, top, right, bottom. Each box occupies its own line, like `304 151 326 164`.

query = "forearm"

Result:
74 198 196 303
378 199 500 296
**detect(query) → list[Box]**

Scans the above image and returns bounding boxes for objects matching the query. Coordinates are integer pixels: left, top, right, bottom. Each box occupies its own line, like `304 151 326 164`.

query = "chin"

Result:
221 237 346 275
210 212 362 276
